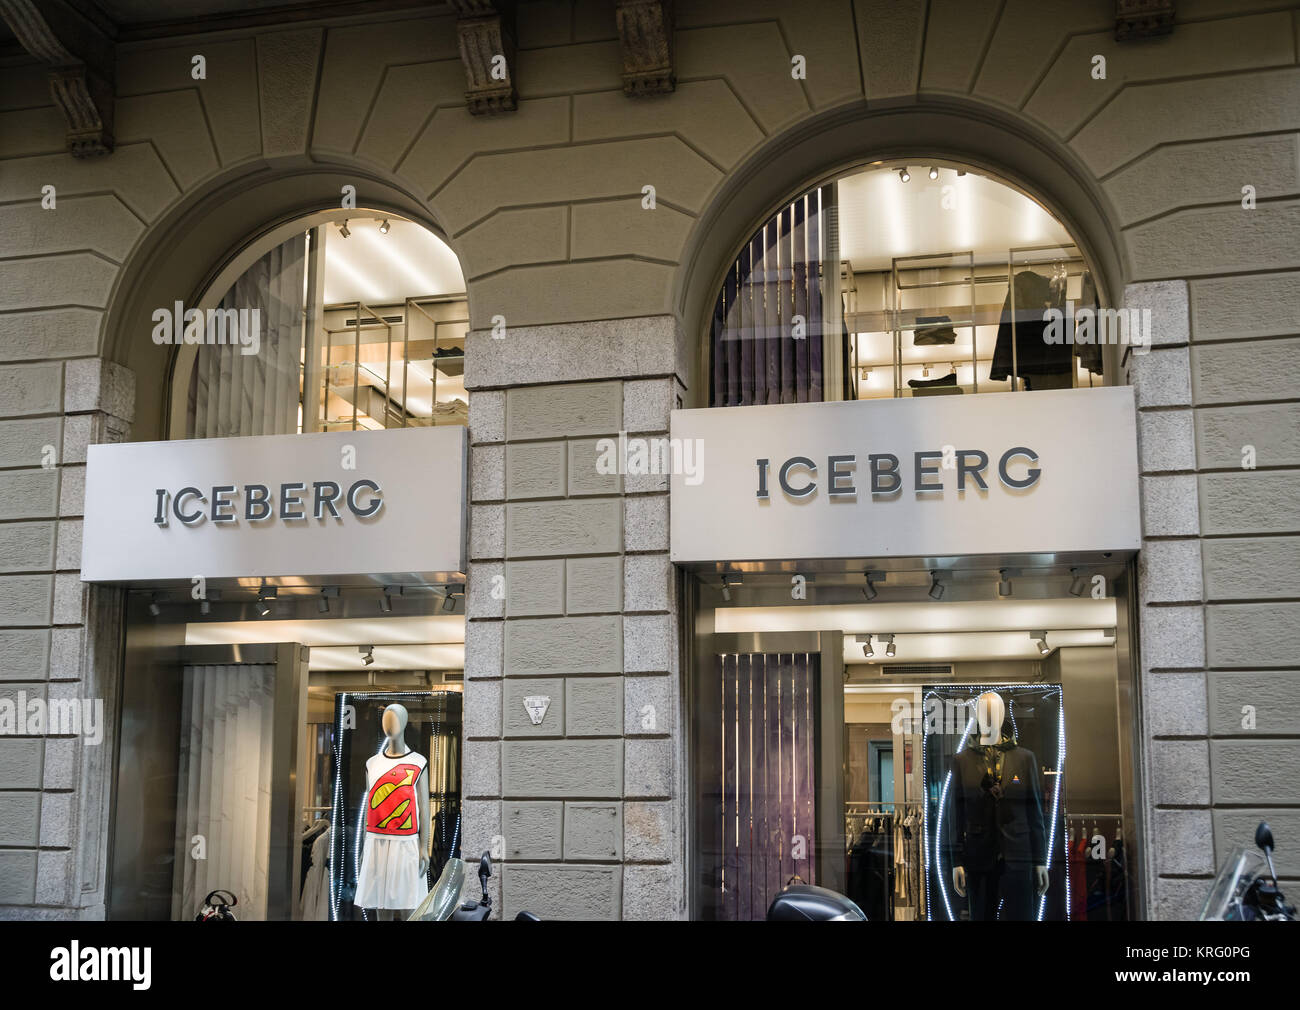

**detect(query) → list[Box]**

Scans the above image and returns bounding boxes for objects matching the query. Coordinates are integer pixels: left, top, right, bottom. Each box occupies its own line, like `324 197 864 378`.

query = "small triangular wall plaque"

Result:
523 695 551 725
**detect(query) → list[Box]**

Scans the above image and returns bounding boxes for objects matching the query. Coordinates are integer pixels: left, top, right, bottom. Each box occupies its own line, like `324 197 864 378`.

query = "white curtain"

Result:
171 664 276 920
188 232 307 438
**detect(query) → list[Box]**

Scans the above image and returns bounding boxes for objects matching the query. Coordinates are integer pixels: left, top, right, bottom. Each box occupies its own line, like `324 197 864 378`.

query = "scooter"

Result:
1199 822 1295 921
408 850 542 921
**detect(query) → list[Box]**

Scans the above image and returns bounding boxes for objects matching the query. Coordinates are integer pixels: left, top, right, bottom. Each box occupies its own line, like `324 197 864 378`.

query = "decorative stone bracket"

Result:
450 0 517 115
1115 0 1175 41
617 0 674 96
0 0 115 156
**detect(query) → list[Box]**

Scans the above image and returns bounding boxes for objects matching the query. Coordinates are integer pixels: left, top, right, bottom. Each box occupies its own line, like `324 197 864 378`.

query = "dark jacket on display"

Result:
949 737 1047 871
989 269 1072 381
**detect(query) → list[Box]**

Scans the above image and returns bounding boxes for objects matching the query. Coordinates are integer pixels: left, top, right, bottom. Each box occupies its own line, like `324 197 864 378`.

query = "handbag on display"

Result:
195 889 238 922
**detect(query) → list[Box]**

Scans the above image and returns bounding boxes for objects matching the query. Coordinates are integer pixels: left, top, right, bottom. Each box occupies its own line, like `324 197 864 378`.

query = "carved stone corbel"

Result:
450 0 517 115
0 0 115 156
617 0 674 97
1115 0 1175 41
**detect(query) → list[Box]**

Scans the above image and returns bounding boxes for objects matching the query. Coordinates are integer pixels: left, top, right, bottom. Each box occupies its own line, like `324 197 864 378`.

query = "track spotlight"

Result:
255 586 276 617
148 594 161 617
1069 568 1088 597
883 633 896 658
378 219 391 234
359 645 375 667
898 168 910 183
929 166 939 180
337 219 350 238
1030 631 1050 656
380 585 403 613
855 634 873 658
997 569 1013 597
318 587 338 614
928 571 945 600
199 590 221 616
922 363 931 377
956 169 967 177
442 592 457 614
862 572 878 601
720 574 733 602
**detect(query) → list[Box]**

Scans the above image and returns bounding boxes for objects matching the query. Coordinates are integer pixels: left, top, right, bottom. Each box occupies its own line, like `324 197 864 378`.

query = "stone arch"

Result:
99 157 468 441
673 96 1129 406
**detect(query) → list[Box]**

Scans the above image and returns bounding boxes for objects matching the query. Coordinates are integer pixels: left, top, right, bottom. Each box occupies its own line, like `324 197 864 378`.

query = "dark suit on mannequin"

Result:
949 732 1047 921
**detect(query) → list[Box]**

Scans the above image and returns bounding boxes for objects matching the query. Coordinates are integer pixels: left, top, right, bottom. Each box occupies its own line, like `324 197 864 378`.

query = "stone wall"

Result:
1 0 1297 917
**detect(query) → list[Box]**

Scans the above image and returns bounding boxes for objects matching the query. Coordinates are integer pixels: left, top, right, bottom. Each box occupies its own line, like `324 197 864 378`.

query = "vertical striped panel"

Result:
171 664 276 920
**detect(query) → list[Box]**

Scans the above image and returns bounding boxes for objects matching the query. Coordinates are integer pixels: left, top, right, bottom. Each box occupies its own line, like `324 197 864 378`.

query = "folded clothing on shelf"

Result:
907 372 957 388
912 315 957 346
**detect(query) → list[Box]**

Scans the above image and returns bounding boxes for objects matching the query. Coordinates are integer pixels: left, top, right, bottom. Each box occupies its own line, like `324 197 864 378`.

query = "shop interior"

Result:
110 582 465 921
108 211 470 921
709 161 1124 409
690 562 1139 923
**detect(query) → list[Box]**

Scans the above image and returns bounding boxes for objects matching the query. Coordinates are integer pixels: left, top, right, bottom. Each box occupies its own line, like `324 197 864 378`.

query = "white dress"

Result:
354 750 429 910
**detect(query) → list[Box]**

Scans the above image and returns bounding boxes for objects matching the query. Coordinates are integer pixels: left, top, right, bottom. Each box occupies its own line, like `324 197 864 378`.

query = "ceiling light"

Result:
922 363 930 377
1031 631 1050 656
360 645 375 666
381 585 403 614
199 590 221 616
862 573 877 601
720 574 733 602
956 169 967 177
318 587 338 614
997 569 1013 597
928 571 945 600
1069 568 1088 597
929 166 939 180
442 593 457 614
378 219 391 234
883 633 896 658
148 594 161 617
898 168 910 183
338 220 350 238
255 586 276 617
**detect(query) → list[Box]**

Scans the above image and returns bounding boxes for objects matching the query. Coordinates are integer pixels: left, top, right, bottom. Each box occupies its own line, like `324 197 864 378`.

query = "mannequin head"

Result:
974 691 1006 745
381 703 408 743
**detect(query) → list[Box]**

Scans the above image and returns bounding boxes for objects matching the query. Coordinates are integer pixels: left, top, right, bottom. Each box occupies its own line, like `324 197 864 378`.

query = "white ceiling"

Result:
836 165 1075 271
717 597 1117 665
185 614 464 670
322 217 464 306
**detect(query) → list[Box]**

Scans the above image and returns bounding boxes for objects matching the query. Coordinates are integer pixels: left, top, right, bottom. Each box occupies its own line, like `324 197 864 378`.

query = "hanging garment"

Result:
989 270 1072 381
299 824 332 921
355 750 429 910
1068 835 1088 921
1075 270 1104 376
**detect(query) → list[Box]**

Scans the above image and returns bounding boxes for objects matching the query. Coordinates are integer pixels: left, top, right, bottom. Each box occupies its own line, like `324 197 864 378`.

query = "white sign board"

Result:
81 426 466 584
670 387 1140 563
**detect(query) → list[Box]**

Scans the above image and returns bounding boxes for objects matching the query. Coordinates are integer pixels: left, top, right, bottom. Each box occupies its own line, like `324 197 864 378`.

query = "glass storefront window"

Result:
180 215 468 439
708 165 1109 406
689 567 1137 922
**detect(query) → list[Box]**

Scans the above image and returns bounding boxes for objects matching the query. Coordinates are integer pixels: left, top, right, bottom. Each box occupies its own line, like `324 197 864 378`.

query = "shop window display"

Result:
329 691 462 921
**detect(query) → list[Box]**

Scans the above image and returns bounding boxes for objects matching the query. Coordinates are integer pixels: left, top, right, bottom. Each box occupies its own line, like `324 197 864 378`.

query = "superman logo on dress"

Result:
365 763 421 835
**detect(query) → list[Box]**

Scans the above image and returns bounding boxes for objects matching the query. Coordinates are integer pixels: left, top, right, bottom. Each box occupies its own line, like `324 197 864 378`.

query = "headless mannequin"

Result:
366 704 431 920
952 692 1049 915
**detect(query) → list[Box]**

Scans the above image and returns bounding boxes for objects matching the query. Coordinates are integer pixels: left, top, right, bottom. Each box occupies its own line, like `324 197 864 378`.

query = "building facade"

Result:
0 0 1297 920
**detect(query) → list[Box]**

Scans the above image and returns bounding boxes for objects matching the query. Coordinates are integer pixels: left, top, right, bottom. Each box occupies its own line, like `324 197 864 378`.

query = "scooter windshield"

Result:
1199 847 1268 921
407 857 466 921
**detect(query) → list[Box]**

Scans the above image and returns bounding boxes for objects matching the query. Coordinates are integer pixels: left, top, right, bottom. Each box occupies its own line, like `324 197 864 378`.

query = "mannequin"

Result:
949 691 1049 920
355 704 431 918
